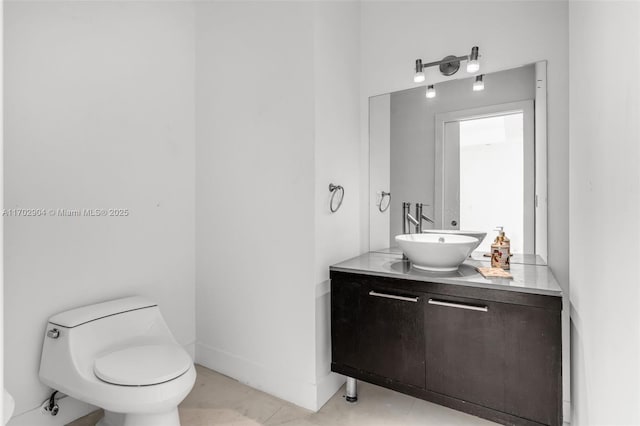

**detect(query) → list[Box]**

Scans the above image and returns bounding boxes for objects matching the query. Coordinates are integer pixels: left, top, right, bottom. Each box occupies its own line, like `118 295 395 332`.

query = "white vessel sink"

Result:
421 229 487 252
395 233 479 272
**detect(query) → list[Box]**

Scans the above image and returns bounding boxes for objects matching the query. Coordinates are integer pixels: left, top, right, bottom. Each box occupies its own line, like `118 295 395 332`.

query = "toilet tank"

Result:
40 297 177 388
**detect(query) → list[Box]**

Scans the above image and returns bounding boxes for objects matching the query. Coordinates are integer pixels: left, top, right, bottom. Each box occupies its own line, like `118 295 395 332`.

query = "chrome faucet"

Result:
402 202 411 234
403 202 434 234
401 202 411 261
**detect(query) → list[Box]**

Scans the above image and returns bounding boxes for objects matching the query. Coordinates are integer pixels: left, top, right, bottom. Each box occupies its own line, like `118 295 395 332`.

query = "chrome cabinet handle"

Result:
428 299 488 312
369 291 418 303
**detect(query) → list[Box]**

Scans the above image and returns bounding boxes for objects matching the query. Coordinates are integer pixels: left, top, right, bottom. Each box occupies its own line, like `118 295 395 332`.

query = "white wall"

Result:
194 1 318 410
195 1 361 411
4 1 196 417
359 1 570 413
569 2 640 424
312 1 361 408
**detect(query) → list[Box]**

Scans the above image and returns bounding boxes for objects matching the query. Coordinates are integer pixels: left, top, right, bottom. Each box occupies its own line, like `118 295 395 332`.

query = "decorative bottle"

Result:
490 227 511 270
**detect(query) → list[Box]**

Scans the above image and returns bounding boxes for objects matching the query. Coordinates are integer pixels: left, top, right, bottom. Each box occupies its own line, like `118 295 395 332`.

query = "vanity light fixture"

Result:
473 74 485 91
413 46 480 83
426 85 436 99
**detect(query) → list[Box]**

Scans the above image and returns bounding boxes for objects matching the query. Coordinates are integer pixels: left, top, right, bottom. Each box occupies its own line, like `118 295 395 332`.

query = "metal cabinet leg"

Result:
345 377 357 403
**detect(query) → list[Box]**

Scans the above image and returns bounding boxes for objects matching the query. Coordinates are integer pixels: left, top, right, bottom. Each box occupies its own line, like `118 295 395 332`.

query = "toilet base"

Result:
97 408 180 426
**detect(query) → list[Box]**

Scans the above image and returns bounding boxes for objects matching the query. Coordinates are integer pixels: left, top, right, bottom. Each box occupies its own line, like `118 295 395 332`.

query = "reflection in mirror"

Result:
369 62 547 263
436 101 534 254
459 114 524 252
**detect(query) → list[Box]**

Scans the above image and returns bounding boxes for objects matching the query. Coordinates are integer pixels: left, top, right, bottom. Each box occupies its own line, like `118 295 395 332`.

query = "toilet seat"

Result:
94 344 191 386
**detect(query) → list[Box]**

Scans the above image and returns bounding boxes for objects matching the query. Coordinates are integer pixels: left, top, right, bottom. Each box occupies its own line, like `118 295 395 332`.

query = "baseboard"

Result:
7 395 97 426
316 371 345 409
563 399 571 424
195 342 319 411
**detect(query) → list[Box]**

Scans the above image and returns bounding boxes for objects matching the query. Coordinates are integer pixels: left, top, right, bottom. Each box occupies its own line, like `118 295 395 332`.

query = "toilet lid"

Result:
94 344 192 386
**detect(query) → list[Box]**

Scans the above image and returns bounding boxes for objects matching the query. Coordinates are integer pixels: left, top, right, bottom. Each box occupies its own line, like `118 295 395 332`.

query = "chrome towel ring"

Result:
379 191 391 213
329 183 344 213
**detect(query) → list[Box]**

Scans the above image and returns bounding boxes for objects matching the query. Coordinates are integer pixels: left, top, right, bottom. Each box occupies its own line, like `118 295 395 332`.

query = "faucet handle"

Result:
422 214 435 224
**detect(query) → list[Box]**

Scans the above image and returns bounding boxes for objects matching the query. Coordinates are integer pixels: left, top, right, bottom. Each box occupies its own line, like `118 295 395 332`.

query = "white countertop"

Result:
330 250 562 297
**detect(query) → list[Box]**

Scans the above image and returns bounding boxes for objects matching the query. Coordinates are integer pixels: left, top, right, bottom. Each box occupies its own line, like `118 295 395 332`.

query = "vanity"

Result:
330 251 562 426
345 58 566 424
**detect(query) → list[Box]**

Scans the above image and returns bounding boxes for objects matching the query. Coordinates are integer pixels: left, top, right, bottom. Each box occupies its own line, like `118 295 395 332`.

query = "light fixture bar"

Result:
419 55 469 70
413 46 480 82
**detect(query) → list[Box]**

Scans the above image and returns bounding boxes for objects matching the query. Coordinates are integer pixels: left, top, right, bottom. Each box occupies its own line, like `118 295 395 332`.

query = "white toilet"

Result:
39 296 196 426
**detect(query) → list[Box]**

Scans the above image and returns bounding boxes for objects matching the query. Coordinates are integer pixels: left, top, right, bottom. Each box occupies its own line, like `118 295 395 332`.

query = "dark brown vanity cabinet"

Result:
331 271 562 426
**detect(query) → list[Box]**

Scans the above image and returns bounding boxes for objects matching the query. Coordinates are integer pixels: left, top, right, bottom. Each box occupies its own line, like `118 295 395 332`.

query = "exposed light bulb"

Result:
426 85 436 99
467 46 480 73
414 59 425 83
473 74 485 91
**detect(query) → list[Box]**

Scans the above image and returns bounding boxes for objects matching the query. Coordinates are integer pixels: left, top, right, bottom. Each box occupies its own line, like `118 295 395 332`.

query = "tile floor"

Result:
68 364 497 426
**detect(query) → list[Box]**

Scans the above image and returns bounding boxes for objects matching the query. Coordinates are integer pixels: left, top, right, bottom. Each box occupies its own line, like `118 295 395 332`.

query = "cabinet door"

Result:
425 294 506 411
425 294 561 425
502 302 561 426
359 286 425 388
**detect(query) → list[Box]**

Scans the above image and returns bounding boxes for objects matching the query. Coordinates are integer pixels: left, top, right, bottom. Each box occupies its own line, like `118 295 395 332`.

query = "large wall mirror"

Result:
369 61 547 264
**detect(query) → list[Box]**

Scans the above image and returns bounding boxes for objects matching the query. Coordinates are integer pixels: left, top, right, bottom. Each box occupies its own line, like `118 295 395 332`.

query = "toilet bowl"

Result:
39 296 196 426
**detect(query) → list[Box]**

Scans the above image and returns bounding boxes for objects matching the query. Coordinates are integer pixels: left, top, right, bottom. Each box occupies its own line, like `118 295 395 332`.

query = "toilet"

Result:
39 296 196 426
